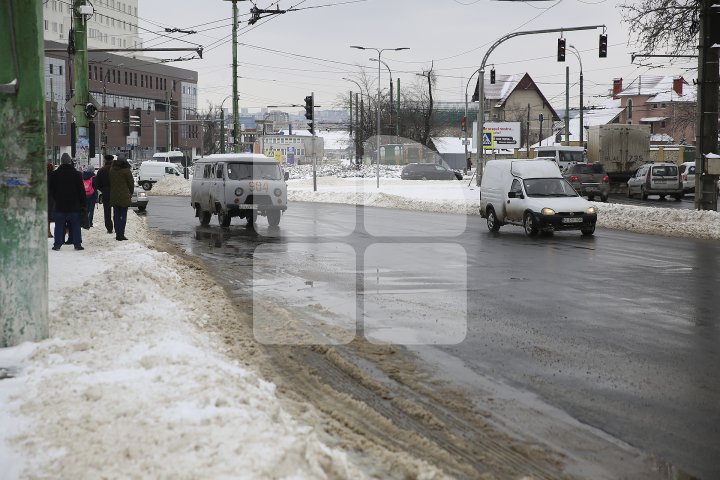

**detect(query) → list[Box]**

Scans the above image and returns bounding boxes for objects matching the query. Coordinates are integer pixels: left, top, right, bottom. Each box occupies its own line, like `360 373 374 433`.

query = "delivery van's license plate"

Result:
562 217 583 223
238 205 258 209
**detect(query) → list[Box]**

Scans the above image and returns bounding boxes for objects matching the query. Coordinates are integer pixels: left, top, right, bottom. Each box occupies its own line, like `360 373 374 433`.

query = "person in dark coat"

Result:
82 166 98 228
49 153 86 250
108 156 134 241
47 162 55 238
94 154 114 233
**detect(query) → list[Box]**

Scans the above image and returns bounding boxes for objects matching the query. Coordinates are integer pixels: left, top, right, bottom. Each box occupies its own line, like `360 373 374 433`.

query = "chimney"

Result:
612 78 623 98
673 77 683 96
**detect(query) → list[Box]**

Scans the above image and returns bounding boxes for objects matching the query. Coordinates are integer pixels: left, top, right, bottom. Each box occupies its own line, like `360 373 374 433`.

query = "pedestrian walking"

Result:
109 155 134 241
49 153 86 251
94 154 114 233
82 166 97 228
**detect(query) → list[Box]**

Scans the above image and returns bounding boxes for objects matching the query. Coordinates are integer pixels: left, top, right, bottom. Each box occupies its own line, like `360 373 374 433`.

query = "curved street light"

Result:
219 95 233 153
350 45 409 188
567 45 584 145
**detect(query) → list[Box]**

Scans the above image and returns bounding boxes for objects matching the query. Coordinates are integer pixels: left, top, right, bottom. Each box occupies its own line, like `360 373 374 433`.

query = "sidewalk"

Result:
0 213 362 479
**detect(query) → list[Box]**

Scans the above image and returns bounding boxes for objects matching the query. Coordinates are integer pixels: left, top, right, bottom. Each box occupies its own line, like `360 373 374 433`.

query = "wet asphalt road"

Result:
145 196 720 479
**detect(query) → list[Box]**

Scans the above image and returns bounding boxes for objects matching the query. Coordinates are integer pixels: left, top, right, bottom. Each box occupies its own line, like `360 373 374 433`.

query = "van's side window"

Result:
203 165 212 179
216 164 224 179
510 179 522 194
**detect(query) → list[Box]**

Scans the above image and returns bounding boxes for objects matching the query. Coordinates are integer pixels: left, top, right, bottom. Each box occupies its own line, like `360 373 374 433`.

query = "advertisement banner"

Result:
472 121 521 149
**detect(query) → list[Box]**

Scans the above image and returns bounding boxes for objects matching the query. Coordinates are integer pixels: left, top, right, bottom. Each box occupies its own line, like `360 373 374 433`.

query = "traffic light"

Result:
599 33 608 58
557 38 566 62
460 116 466 131
490 68 496 84
304 94 314 135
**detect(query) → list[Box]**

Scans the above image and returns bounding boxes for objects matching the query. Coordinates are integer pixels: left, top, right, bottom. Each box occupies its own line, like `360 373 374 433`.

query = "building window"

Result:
44 20 48 30
653 104 657 109
140 76 144 88
49 64 54 74
59 65 63 75
627 99 633 120
661 121 666 128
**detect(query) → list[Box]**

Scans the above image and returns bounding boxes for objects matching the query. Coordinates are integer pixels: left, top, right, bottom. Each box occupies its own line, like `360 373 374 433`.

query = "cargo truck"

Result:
586 124 651 184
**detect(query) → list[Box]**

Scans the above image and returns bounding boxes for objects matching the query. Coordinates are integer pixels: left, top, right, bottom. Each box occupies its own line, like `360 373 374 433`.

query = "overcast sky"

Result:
137 0 697 114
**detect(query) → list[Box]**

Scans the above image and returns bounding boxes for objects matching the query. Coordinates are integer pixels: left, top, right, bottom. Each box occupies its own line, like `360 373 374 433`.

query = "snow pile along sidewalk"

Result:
0 213 358 479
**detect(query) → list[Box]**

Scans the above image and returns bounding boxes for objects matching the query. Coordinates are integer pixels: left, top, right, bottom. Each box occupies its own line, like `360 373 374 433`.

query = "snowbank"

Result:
0 213 357 479
145 169 720 241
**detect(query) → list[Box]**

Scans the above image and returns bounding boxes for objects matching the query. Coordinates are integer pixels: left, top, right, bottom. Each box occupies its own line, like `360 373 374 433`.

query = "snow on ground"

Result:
0 213 359 479
151 166 720 240
2 163 718 478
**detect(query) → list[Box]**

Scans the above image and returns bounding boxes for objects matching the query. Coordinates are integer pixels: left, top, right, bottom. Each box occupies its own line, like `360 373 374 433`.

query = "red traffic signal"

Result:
460 116 466 131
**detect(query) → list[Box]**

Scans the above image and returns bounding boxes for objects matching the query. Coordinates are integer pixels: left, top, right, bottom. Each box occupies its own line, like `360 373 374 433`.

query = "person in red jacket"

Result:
49 153 86 251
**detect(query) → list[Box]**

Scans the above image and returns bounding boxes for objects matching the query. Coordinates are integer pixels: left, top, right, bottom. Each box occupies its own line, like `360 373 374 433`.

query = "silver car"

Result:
627 163 683 201
131 187 148 212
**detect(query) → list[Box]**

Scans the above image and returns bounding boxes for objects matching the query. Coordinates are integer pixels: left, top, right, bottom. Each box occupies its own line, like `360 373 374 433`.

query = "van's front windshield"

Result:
227 162 282 180
524 178 578 197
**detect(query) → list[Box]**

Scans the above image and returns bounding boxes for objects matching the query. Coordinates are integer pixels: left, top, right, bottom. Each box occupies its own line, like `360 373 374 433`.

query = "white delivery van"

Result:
535 145 585 170
479 159 597 237
152 150 186 166
137 160 183 190
190 153 288 227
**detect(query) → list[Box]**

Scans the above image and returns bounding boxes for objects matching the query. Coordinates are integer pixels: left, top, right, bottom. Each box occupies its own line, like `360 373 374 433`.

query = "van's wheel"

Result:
141 181 152 191
267 210 281 227
581 226 595 236
659 194 666 200
523 213 538 237
674 194 683 201
641 187 648 200
486 207 501 232
197 206 211 226
587 195 595 201
218 209 231 228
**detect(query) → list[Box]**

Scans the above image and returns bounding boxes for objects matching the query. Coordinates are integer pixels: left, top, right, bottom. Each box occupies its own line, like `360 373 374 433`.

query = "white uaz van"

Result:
480 159 598 237
137 161 183 190
190 154 288 227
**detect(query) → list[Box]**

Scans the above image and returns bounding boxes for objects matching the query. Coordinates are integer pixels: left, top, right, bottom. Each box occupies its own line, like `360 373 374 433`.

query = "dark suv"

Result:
563 162 610 202
401 163 462 180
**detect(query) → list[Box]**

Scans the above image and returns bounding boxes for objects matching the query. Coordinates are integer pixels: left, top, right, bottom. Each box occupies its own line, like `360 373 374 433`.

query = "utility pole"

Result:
694 0 719 211
72 0 92 166
0 1 48 346
565 66 570 145
396 78 400 137
231 0 240 153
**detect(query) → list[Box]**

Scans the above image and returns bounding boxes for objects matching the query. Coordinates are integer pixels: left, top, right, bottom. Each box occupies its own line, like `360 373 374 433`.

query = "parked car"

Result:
131 187 148 212
627 162 683 200
563 162 610 202
679 161 696 194
401 163 462 180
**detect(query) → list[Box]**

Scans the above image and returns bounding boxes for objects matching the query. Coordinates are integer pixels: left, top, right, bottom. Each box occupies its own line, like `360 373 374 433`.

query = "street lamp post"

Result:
567 45 584 145
371 58 394 136
351 46 409 188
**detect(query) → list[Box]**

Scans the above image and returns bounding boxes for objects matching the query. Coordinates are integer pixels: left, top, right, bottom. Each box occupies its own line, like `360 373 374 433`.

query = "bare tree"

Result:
619 0 700 55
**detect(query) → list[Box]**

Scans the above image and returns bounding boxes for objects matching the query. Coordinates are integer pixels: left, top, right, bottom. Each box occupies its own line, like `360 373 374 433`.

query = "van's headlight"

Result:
541 208 556 216
274 188 282 197
138 192 147 198
235 187 244 196
585 206 596 215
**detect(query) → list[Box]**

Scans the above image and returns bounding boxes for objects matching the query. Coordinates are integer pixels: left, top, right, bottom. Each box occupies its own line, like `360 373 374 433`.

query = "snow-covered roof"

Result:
640 117 668 122
432 136 476 155
617 75 694 103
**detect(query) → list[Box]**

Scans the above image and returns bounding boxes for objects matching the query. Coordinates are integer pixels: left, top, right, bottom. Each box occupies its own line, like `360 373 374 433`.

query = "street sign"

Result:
482 130 495 150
